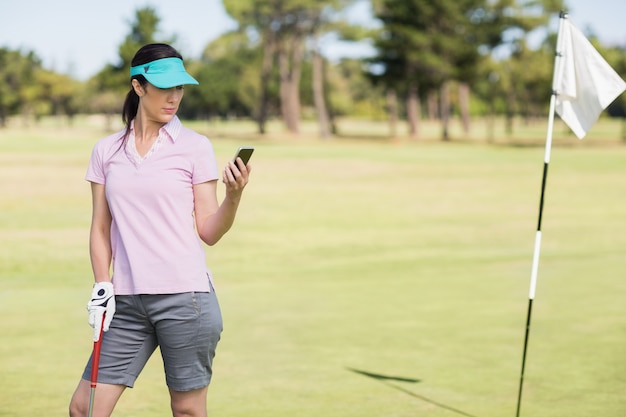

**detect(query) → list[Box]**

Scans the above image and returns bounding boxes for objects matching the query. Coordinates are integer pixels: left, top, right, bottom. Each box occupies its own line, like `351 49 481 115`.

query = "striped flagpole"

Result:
515 11 568 417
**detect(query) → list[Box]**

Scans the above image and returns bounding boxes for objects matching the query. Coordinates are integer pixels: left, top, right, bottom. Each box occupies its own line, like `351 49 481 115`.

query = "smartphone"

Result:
232 146 254 165
230 146 254 174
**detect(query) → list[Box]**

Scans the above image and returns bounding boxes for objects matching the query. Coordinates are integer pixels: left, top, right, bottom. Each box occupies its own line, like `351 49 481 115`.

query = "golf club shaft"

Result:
88 314 106 417
88 388 96 417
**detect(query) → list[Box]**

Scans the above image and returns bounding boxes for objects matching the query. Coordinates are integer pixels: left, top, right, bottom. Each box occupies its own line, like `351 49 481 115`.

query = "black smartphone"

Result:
230 146 254 174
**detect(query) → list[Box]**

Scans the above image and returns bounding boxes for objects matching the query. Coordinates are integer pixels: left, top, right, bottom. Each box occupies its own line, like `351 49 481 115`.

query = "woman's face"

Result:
134 80 184 125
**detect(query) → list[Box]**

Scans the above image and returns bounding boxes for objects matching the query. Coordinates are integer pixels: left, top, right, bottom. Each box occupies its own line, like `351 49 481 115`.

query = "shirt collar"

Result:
130 115 182 143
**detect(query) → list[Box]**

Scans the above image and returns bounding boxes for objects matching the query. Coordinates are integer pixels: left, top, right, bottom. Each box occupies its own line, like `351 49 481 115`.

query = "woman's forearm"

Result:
90 225 112 282
199 194 242 246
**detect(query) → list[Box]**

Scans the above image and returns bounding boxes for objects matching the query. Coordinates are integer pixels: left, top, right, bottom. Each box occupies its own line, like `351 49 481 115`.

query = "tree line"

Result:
1 0 625 140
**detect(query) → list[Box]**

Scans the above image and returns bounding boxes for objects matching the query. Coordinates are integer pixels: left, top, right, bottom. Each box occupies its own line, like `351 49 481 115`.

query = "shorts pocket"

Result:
154 293 201 349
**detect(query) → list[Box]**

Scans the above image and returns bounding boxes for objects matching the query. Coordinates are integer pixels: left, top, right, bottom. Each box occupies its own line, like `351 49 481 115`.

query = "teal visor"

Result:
130 57 199 88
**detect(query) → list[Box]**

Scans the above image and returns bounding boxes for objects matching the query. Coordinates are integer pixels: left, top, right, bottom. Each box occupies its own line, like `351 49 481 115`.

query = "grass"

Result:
0 115 625 416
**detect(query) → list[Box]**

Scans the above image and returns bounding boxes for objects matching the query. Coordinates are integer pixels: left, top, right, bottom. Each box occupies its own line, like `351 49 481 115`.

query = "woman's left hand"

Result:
222 157 251 197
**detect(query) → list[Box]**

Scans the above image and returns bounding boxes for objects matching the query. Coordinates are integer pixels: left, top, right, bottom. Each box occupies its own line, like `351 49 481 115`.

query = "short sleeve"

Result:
85 132 123 184
192 136 219 184
85 139 106 184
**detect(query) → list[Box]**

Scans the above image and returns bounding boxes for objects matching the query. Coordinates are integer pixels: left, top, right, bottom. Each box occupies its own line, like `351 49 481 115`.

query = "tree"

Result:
471 0 562 136
223 0 303 134
223 0 362 137
183 31 264 120
331 58 386 120
36 69 83 124
307 4 374 139
371 0 484 140
223 0 316 135
370 0 564 140
0 48 43 127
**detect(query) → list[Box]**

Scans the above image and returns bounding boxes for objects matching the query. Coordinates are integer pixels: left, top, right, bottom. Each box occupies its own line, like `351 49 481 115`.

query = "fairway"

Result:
0 118 625 417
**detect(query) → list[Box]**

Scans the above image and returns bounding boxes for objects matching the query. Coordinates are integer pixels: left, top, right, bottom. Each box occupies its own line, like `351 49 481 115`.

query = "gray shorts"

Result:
82 290 223 391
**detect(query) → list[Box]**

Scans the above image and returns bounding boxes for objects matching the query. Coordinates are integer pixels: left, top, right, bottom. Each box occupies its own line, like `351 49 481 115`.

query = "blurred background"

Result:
0 0 625 141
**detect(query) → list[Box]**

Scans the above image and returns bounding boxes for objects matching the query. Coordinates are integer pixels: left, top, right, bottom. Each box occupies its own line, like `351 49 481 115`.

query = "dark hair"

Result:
120 44 184 143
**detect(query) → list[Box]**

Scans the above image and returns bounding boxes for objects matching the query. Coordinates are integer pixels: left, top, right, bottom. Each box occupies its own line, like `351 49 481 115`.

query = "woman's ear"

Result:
131 79 145 97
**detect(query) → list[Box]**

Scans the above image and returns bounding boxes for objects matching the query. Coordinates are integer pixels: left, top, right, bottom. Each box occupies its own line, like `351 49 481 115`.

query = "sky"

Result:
0 0 625 81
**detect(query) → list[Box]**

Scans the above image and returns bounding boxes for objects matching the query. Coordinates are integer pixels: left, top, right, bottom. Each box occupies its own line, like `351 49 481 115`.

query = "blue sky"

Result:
0 0 624 80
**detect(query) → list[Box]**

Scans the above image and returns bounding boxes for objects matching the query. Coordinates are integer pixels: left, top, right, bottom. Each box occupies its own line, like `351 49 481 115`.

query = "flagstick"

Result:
515 11 568 417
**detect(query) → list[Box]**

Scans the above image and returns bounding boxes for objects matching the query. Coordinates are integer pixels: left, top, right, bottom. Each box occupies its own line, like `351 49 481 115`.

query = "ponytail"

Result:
119 76 147 145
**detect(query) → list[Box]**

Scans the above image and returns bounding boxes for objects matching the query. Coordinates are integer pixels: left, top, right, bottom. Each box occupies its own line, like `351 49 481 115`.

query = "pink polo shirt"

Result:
85 116 219 295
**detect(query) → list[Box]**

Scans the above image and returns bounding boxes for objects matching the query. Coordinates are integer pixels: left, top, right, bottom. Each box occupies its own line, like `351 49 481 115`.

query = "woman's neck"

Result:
134 113 165 143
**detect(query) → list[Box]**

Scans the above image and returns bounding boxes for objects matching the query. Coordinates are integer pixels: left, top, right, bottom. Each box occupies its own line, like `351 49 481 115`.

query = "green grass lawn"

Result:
0 116 625 416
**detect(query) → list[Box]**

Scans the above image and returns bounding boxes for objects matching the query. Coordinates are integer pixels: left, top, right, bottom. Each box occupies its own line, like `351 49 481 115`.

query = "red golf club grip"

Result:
90 313 106 389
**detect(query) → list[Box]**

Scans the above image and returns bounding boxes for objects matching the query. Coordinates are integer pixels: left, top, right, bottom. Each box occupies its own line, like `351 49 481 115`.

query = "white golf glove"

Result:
87 282 116 342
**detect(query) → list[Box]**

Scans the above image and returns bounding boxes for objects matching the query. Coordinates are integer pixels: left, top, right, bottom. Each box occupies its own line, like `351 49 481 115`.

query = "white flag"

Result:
555 18 626 139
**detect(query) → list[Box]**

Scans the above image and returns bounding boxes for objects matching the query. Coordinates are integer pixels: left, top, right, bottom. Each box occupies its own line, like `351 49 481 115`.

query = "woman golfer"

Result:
69 43 251 417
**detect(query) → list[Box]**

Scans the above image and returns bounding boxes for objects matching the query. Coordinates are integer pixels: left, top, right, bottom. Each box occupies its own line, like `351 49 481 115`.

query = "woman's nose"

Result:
168 88 183 102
